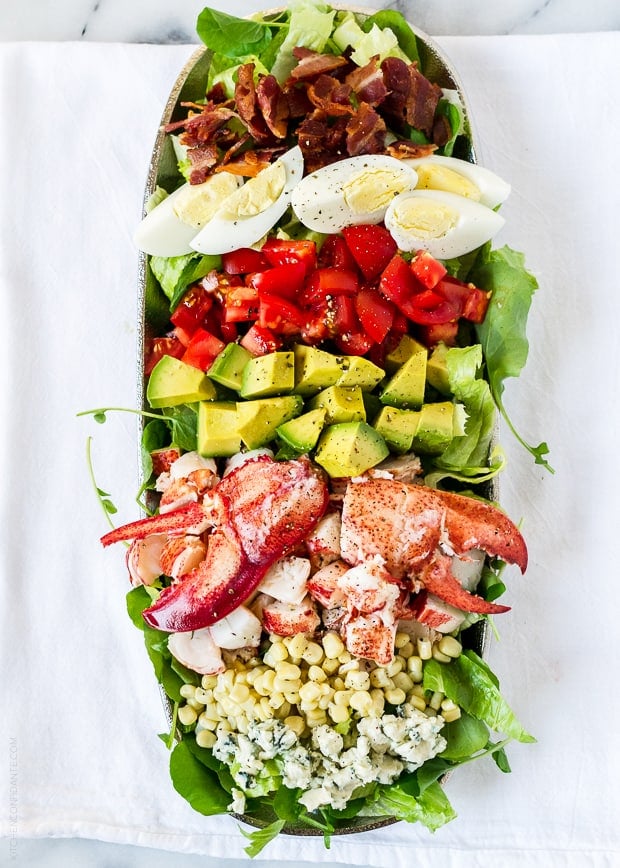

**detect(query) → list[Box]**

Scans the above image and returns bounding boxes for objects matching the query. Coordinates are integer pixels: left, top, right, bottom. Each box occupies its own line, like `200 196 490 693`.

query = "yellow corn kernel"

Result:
259 697 274 719
338 650 353 666
432 646 452 663
178 704 198 726
305 709 328 727
392 672 414 693
201 674 218 689
307 665 327 683
273 676 302 694
216 720 231 735
417 638 433 660
230 682 251 704
350 690 373 713
285 634 308 659
194 687 212 705
245 666 265 686
198 712 219 731
284 691 301 704
195 729 217 749
385 687 407 706
186 697 205 712
410 683 425 699
438 636 463 658
331 675 345 690
394 631 410 649
322 632 345 659
284 715 305 737
408 693 427 712
299 681 322 704
180 684 197 700
399 641 415 659
328 702 350 724
268 691 286 709
386 657 404 677
277 661 302 681
339 659 360 676
345 670 370 691
322 656 340 675
370 689 385 717
333 689 353 707
301 641 324 665
274 701 292 720
407 655 424 681
429 690 444 710
370 669 393 690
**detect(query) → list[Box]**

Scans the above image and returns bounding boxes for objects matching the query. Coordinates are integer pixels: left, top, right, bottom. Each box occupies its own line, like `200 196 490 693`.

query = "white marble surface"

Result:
0 0 619 41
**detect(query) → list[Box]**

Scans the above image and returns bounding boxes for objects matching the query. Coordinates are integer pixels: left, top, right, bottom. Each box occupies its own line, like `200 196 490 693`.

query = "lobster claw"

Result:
100 501 213 546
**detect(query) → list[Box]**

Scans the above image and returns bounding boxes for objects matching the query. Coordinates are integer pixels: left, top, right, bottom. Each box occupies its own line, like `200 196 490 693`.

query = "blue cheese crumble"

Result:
212 708 446 812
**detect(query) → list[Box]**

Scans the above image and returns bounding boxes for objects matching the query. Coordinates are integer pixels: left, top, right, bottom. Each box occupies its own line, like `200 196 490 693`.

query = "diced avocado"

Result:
380 346 427 409
146 355 217 409
292 344 344 396
240 351 295 399
197 401 240 457
236 395 303 449
384 334 427 373
276 407 327 455
412 401 455 454
315 421 389 478
337 356 385 390
373 406 420 454
208 343 253 392
426 342 452 395
308 385 366 424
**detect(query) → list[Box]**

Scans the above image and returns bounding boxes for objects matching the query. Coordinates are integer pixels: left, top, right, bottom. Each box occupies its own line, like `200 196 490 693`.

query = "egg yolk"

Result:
223 161 286 218
391 199 459 239
343 169 412 215
415 164 480 201
172 173 240 228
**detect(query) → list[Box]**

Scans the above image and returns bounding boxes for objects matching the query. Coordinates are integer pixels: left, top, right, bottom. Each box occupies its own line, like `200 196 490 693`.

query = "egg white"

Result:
291 154 418 234
403 154 511 209
384 189 505 259
133 184 203 258
190 146 305 255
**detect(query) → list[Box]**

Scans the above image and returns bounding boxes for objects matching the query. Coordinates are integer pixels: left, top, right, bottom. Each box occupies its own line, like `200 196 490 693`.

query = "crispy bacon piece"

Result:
290 47 349 81
164 101 236 145
282 81 315 118
235 63 272 144
346 102 387 156
432 113 452 147
217 145 287 177
307 74 353 116
256 74 290 138
186 143 219 184
380 57 443 136
385 140 438 160
297 110 349 171
345 57 388 106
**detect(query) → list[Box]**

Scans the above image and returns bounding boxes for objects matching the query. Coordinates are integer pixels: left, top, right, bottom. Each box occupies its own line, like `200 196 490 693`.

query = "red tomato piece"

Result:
222 248 269 275
318 235 359 272
410 250 448 289
335 330 375 356
181 328 225 371
299 267 359 307
144 335 185 376
223 285 260 322
258 294 305 335
342 224 397 281
355 287 395 344
261 238 317 274
462 287 490 323
170 284 214 334
379 254 422 308
250 261 307 300
418 321 459 347
240 324 283 356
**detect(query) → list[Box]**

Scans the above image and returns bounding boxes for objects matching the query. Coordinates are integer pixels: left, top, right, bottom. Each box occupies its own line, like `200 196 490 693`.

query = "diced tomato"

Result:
355 287 394 344
462 287 490 322
418 321 459 347
391 311 409 334
144 335 185 376
410 250 447 289
240 324 283 356
379 254 422 308
181 328 225 371
250 261 307 300
258 294 304 335
219 321 239 343
318 235 359 272
223 285 260 323
172 325 193 348
222 248 269 275
342 224 397 281
170 284 214 334
335 330 374 356
299 267 359 307
261 238 317 274
332 294 358 336
405 298 462 325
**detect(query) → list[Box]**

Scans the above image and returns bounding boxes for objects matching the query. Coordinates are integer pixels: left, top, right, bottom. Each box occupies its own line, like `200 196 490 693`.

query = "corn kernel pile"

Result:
177 630 463 749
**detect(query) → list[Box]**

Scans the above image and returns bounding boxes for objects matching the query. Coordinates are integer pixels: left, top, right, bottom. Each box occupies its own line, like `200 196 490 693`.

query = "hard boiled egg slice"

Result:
403 154 511 209
384 189 505 259
133 172 241 257
291 154 418 233
190 146 304 255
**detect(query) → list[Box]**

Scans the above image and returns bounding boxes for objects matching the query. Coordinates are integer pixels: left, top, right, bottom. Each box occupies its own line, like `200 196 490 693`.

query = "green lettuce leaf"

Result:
269 1 336 81
169 740 231 816
364 779 456 832
149 252 221 308
196 8 274 60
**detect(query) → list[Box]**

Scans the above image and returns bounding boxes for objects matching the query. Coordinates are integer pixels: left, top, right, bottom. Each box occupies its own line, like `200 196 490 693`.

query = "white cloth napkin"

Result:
1 33 619 867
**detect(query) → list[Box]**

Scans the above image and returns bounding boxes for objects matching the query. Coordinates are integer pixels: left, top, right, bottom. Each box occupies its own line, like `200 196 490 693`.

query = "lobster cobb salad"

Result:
90 1 549 853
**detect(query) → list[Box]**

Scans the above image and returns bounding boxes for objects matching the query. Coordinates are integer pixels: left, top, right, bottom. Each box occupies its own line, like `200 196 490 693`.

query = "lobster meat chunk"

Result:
102 455 329 633
340 478 527 615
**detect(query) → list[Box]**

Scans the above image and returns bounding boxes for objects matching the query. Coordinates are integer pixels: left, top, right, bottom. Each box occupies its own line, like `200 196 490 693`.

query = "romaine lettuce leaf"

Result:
269 1 336 81
149 252 221 308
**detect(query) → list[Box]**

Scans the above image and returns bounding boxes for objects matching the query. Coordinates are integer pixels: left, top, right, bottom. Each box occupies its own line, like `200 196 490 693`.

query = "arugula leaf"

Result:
164 404 198 452
423 651 535 743
170 740 230 816
196 8 274 60
472 246 553 471
241 819 286 858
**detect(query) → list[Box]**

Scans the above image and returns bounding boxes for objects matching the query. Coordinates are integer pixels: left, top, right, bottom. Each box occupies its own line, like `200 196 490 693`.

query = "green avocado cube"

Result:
292 344 344 396
146 355 217 409
380 346 427 409
426 342 452 395
240 351 295 399
384 334 427 373
208 343 253 392
314 422 389 478
276 407 327 456
336 356 385 390
236 395 303 449
373 406 420 454
308 385 366 424
197 401 240 457
413 401 455 454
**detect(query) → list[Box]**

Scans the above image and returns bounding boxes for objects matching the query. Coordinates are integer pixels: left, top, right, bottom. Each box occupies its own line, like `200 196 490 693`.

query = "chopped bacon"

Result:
256 74 290 138
217 146 287 177
186 142 219 184
290 46 349 81
432 113 452 147
297 110 349 171
235 63 272 144
380 57 443 137
346 102 387 156
307 74 353 116
344 57 388 106
164 101 236 145
385 140 437 160
283 81 315 118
